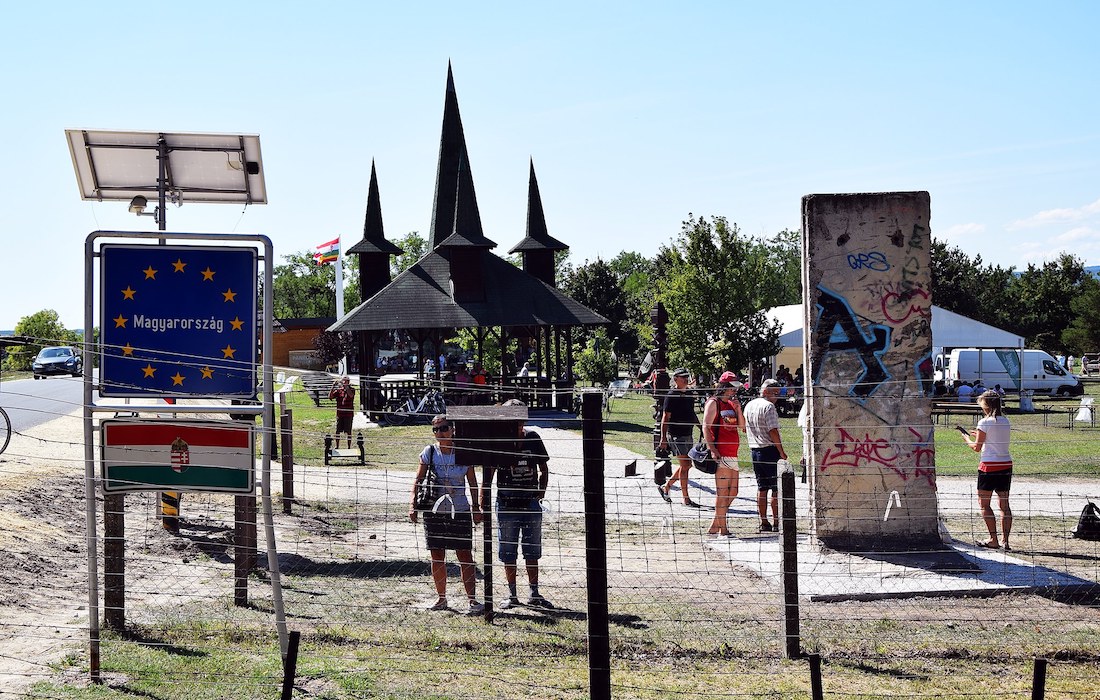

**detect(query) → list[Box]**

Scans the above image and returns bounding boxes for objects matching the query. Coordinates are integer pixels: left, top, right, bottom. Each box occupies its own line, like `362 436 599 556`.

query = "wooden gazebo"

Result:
330 64 608 414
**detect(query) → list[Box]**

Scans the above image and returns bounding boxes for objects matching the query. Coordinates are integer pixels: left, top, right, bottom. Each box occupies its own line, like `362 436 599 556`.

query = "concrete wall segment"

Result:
801 192 939 550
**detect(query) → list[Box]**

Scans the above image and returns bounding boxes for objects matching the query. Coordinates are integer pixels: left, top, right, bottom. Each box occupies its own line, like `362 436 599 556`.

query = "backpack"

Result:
1072 500 1100 541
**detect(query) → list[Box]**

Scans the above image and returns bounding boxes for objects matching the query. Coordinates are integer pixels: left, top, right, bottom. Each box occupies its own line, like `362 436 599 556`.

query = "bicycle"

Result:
0 406 10 455
386 388 454 426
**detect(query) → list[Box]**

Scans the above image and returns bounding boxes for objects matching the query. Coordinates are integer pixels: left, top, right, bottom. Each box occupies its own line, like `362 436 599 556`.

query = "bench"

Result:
301 371 338 407
931 401 983 425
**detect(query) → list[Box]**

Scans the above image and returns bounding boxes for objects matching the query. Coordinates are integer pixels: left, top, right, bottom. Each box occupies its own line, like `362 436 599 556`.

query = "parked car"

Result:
32 346 82 378
1082 354 1100 376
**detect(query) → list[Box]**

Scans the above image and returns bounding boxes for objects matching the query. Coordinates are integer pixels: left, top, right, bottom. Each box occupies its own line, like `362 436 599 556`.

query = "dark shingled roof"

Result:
329 249 609 332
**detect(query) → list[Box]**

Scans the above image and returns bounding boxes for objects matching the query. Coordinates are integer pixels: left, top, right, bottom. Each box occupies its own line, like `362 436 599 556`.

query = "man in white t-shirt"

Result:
743 379 787 532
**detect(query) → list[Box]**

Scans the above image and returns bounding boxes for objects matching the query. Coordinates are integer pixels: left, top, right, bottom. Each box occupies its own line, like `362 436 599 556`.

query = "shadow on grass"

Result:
1038 583 1100 606
846 660 930 682
1025 549 1100 563
119 629 207 658
605 420 654 435
277 553 432 579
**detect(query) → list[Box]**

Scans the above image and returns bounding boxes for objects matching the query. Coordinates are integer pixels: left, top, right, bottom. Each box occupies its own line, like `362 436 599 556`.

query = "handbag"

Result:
413 446 437 512
688 425 719 474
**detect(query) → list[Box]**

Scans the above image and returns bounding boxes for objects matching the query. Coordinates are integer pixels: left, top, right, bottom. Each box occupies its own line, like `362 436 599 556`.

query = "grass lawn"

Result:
31 376 1100 699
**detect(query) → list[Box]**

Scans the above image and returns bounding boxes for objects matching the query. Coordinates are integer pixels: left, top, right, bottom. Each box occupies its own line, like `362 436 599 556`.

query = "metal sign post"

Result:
82 230 288 678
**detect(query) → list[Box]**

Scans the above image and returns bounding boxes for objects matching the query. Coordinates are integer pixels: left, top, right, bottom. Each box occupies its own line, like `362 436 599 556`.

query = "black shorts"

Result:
751 445 780 492
336 414 353 434
977 470 1012 494
423 511 474 551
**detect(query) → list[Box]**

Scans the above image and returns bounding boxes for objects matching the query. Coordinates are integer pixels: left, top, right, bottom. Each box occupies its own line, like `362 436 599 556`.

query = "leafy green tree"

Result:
272 251 358 319
391 232 428 277
761 229 802 307
607 251 655 359
930 238 1016 331
657 215 782 377
6 309 77 370
573 329 617 386
1011 253 1091 352
561 259 624 332
1062 276 1100 355
313 330 355 367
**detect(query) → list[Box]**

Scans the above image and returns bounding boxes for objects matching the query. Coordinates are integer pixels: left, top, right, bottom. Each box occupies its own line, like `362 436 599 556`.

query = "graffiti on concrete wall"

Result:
803 192 939 548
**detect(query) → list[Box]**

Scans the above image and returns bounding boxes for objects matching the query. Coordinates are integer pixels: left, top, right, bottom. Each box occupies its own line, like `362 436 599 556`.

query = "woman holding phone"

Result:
960 391 1013 551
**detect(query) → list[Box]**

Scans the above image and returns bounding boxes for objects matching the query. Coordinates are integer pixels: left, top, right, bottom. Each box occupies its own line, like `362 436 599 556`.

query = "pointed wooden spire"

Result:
348 160 403 256
509 159 568 286
428 62 473 250
348 160 403 301
437 148 495 249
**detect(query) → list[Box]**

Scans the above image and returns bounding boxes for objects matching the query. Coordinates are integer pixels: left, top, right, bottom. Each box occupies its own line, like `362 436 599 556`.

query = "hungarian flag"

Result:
313 238 340 265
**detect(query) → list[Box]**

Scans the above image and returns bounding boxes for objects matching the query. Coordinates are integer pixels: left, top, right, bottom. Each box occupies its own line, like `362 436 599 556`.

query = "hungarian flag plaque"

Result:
101 419 254 493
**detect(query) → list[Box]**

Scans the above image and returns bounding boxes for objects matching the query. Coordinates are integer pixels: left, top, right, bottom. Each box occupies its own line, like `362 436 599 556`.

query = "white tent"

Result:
767 304 1024 371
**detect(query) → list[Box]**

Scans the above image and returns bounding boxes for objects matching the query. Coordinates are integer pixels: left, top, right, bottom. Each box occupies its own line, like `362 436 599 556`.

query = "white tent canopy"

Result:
768 304 1024 352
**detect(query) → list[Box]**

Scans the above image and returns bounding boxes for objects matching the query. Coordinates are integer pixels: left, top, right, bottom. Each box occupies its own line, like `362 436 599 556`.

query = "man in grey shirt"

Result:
743 379 787 532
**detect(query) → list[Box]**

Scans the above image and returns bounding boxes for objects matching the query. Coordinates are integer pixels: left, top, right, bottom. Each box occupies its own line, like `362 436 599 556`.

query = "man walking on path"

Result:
658 368 701 507
484 399 554 609
744 378 787 532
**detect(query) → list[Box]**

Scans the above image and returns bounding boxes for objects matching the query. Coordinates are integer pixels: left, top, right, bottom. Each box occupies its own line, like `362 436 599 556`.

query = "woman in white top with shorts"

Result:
961 390 1013 551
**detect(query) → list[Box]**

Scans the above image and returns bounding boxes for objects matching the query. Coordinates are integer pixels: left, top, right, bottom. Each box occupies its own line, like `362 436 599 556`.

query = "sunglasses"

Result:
432 424 452 433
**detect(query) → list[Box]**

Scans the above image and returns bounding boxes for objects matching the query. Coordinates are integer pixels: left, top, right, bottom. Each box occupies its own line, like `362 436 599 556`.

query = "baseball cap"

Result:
718 371 739 384
672 368 691 378
760 379 781 391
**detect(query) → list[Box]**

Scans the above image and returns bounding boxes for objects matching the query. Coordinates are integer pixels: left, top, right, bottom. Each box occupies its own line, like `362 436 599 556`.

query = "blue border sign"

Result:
100 244 258 398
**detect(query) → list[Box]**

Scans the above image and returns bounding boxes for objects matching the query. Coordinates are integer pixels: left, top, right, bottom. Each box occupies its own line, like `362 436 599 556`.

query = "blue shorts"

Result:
751 445 780 492
496 504 543 563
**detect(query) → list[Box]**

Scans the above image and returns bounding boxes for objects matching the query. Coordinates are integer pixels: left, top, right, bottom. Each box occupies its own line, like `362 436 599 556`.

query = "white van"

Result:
943 348 1083 396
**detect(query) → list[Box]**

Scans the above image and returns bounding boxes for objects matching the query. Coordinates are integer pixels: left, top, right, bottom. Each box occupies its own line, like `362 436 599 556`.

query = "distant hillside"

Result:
1087 265 1100 278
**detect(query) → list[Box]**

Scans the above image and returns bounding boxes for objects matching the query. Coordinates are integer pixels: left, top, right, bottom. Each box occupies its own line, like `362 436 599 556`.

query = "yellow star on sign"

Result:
121 343 135 356
172 258 187 273
171 372 185 386
143 266 158 280
142 364 156 378
222 288 237 303
230 316 244 331
121 286 136 300
221 345 236 359
201 267 215 281
200 366 214 379
113 314 128 328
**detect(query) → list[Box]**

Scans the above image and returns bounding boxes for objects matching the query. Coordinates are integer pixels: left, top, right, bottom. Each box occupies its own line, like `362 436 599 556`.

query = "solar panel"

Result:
65 129 267 205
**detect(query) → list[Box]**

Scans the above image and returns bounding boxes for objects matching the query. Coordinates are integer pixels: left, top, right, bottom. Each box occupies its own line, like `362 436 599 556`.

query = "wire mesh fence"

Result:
0 372 1098 698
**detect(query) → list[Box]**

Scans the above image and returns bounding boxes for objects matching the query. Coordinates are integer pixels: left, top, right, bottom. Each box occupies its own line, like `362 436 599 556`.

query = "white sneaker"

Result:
426 598 449 611
499 596 521 610
466 601 485 615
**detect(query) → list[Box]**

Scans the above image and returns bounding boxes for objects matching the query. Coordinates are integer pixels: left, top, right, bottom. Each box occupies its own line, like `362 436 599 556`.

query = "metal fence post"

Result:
103 494 125 631
582 391 611 700
780 465 801 659
281 409 294 513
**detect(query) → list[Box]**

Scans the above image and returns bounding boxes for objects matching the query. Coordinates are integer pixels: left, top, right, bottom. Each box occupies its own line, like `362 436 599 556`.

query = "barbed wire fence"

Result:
0 363 1098 698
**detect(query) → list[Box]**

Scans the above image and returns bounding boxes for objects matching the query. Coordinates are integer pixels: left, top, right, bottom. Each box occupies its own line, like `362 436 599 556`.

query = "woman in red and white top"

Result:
962 390 1013 551
703 371 745 537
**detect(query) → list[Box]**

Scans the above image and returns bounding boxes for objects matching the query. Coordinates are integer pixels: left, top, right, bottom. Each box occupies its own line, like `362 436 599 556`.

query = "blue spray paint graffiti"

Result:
813 286 892 399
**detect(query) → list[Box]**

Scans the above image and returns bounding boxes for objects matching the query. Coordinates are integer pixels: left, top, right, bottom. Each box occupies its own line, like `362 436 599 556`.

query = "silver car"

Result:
32 346 83 378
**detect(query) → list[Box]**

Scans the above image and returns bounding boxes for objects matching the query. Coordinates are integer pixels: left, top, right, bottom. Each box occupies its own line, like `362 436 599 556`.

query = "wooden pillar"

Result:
103 494 125 630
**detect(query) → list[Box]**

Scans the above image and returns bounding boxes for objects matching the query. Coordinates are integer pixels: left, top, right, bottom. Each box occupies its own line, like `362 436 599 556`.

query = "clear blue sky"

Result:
2 1 1098 330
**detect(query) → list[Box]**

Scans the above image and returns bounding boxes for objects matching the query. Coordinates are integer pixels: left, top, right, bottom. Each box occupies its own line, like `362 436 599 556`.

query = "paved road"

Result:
0 374 86 434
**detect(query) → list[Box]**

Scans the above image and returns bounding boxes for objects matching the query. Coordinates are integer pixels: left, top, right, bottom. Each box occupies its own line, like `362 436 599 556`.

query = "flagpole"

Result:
334 241 346 375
